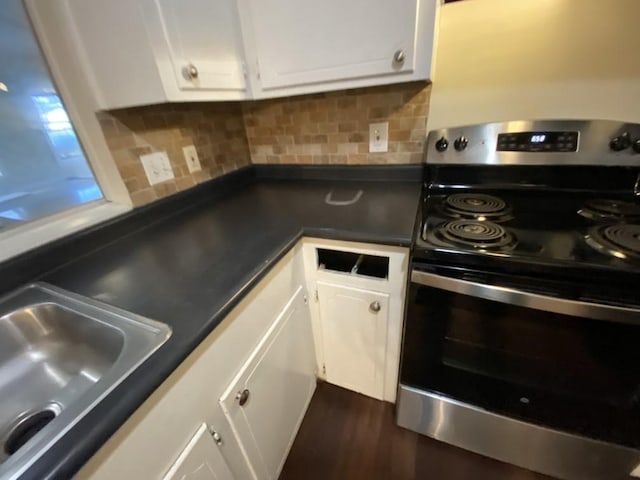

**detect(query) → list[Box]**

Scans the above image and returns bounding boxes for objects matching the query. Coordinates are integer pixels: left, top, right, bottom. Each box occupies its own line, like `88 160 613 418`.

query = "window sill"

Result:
0 201 132 263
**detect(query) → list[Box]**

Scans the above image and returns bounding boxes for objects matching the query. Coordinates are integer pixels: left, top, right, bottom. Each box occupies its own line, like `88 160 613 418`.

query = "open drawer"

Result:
316 248 389 280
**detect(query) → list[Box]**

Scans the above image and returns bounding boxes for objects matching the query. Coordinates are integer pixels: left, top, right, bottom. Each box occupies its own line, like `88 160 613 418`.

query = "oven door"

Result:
398 268 640 480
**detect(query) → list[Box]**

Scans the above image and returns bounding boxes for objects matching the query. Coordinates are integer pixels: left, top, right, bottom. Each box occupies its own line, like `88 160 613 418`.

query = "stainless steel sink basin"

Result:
0 283 171 479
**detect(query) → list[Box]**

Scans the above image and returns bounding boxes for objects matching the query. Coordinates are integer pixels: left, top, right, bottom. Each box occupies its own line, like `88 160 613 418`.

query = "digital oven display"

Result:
497 131 578 152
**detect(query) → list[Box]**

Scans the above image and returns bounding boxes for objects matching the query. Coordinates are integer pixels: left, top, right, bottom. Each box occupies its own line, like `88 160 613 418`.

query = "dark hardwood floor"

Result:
280 382 553 480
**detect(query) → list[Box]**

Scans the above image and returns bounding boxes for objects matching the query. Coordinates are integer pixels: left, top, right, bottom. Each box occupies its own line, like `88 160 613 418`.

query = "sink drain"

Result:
4 409 57 456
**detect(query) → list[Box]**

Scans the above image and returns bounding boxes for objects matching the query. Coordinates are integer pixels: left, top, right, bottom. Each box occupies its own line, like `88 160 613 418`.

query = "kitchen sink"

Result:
0 283 171 479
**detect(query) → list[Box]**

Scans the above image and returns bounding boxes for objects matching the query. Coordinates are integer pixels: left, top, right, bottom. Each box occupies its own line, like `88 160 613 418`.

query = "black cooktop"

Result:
414 166 640 284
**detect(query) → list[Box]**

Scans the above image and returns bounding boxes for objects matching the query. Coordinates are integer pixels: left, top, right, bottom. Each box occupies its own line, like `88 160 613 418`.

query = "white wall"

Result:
428 0 640 130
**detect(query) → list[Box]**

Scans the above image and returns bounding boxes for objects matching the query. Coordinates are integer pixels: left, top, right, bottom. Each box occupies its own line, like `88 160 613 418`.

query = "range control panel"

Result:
496 131 579 152
426 119 640 166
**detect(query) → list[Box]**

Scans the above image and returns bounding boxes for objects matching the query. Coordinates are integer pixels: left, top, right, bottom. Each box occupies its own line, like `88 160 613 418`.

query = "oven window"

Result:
401 283 640 448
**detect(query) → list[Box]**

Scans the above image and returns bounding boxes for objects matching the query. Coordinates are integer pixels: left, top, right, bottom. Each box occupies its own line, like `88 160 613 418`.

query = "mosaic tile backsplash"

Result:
243 82 430 166
97 103 250 206
97 82 431 206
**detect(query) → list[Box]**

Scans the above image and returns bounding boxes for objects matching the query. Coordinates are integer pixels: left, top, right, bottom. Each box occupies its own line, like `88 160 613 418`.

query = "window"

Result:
0 0 103 232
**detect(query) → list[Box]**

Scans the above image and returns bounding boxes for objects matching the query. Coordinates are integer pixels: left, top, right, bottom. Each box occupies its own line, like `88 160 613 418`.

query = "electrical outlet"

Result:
369 122 389 153
140 151 174 185
182 145 201 173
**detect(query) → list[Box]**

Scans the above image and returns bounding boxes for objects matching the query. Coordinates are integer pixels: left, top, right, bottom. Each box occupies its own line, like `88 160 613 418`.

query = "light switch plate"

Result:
369 122 389 153
182 145 201 173
140 151 174 185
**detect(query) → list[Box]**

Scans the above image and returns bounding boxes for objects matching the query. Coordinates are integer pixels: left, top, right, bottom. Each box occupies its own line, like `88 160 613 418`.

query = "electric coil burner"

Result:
436 219 516 250
586 223 640 261
443 193 512 221
578 199 640 222
400 119 640 480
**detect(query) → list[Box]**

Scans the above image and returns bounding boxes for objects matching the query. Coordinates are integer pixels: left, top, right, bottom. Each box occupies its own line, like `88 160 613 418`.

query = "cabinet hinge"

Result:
314 289 319 302
322 364 326 375
241 61 248 78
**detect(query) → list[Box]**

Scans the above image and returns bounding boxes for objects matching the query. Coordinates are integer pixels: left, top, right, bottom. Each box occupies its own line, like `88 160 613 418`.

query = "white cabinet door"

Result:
240 0 438 96
317 281 389 400
219 286 316 480
63 0 170 109
141 0 248 97
60 0 436 107
163 423 234 480
74 246 307 480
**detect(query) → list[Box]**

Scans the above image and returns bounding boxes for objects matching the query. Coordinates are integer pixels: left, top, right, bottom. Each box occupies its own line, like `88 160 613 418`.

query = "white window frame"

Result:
0 0 133 263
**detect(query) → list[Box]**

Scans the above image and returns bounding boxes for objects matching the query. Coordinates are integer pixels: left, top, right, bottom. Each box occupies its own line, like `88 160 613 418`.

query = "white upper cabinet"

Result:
57 0 437 108
141 0 248 99
63 0 249 109
64 0 168 109
239 0 438 98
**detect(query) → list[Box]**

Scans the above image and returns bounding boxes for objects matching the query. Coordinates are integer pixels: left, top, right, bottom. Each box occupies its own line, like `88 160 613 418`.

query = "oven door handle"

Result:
411 270 640 325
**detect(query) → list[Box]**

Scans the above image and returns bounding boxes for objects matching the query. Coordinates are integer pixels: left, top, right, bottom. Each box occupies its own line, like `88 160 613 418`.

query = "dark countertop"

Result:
11 166 421 479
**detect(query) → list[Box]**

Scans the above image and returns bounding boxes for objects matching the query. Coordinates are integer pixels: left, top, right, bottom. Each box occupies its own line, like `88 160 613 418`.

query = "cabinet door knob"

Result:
185 63 199 80
236 388 250 406
393 49 406 65
370 301 381 313
210 430 223 446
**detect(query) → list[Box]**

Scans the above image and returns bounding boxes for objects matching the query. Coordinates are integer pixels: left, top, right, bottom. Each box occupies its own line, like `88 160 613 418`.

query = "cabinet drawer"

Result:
317 248 389 280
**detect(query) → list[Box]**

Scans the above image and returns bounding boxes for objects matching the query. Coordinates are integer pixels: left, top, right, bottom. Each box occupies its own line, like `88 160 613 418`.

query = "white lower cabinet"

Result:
302 238 409 403
162 423 234 480
317 282 389 400
219 286 316 480
77 239 407 479
76 245 313 480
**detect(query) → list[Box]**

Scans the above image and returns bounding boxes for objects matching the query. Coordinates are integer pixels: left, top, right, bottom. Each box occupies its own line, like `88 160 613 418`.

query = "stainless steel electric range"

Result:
397 120 640 480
